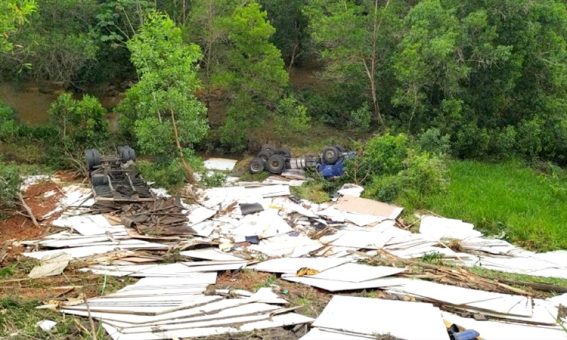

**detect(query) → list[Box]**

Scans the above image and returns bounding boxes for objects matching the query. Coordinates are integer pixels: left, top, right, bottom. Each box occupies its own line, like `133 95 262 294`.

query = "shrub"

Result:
346 133 448 207
516 118 543 160
488 125 517 158
0 102 20 142
138 160 186 189
49 93 109 150
0 160 21 217
453 122 490 159
348 103 372 131
418 128 451 155
275 96 311 136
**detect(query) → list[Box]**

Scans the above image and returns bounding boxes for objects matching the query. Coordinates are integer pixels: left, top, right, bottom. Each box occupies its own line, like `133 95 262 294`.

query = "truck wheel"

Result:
249 158 265 174
261 144 276 154
91 174 109 186
119 146 136 163
322 146 339 165
266 154 286 174
257 149 274 162
85 149 101 171
275 147 291 159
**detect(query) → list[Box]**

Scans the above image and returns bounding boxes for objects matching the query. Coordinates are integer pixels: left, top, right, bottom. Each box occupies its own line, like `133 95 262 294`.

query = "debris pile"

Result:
14 164 567 339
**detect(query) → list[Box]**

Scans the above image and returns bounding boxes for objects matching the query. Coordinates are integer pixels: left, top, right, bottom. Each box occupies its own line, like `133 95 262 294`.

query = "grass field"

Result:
423 160 567 251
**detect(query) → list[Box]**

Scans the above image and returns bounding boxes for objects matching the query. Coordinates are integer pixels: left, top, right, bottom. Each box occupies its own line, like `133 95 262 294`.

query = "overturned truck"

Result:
249 145 353 178
85 147 155 202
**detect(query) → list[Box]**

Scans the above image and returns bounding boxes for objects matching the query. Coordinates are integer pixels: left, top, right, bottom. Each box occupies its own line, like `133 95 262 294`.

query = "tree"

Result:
0 0 99 85
120 12 208 183
0 0 36 52
215 1 288 150
305 0 405 126
259 0 309 72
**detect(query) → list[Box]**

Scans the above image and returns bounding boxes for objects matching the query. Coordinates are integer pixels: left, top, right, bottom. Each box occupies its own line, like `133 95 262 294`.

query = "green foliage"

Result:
0 102 20 142
418 128 451 155
0 160 21 216
348 103 372 131
0 0 37 52
275 96 311 136
1 0 99 83
423 160 567 251
216 1 288 151
199 171 226 188
346 133 447 208
119 12 208 172
48 93 109 151
259 0 309 66
138 160 186 189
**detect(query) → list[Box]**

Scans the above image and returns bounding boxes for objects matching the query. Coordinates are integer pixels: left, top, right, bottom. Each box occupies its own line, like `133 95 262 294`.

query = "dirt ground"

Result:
0 180 64 260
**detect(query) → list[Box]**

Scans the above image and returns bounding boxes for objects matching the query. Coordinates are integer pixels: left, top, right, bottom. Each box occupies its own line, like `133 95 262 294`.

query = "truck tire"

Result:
85 149 101 171
322 146 340 165
275 147 291 159
266 154 286 174
249 158 265 174
119 146 136 163
257 149 274 162
91 173 109 186
261 144 276 154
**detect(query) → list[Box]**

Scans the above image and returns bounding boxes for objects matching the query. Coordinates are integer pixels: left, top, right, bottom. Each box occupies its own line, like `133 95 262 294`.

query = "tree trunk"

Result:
169 110 196 184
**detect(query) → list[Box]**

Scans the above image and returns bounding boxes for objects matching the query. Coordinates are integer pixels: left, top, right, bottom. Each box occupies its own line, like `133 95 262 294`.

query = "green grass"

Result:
422 159 567 251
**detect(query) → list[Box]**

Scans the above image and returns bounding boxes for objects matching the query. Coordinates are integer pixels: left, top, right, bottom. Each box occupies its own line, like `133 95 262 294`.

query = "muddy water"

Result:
0 81 122 130
0 82 60 124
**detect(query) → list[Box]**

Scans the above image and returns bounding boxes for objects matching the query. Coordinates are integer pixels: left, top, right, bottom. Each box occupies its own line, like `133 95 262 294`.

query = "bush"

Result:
453 122 490 159
418 128 451 155
0 102 20 142
49 93 109 150
138 160 186 189
348 103 372 131
0 160 21 217
275 96 311 136
488 125 517 158
346 133 447 207
516 118 543 160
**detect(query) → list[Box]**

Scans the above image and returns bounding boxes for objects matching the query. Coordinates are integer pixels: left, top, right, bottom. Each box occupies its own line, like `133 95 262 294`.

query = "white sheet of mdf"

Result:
181 260 248 267
313 296 449 340
52 214 118 236
187 206 217 225
130 263 245 276
460 237 517 255
102 313 313 340
107 287 208 298
63 298 251 325
203 158 238 171
117 303 282 333
249 234 323 257
477 298 559 325
230 209 292 239
321 229 393 249
23 240 168 260
470 254 567 279
248 287 288 305
419 216 481 241
253 258 350 274
301 328 375 340
179 248 246 261
441 311 567 340
308 263 405 283
124 274 218 287
245 184 290 198
281 275 405 292
64 295 220 315
386 278 532 317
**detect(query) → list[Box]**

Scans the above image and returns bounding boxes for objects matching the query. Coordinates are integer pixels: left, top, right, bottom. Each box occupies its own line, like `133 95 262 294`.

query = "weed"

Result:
291 181 330 203
420 252 444 265
421 159 567 251
0 265 15 278
252 274 277 291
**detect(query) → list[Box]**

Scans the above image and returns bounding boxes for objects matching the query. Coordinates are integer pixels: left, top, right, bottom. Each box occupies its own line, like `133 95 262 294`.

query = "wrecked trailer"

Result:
85 147 155 202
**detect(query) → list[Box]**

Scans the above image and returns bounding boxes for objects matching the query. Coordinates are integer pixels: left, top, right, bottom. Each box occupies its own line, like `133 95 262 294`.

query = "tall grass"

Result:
423 160 567 251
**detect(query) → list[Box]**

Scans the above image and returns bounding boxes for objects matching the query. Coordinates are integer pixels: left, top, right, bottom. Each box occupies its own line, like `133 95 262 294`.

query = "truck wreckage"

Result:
249 145 354 178
9 154 567 340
